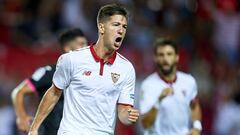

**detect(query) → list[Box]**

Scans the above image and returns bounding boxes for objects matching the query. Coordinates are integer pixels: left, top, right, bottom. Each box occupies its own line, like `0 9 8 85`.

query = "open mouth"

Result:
115 37 122 43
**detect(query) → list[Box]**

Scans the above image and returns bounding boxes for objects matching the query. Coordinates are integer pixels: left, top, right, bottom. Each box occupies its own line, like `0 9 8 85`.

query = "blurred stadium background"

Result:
0 0 240 135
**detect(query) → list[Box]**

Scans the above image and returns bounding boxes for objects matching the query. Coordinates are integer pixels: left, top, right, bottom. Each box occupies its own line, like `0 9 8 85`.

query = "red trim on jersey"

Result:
117 103 134 107
90 44 116 75
107 52 116 64
191 97 199 105
157 72 177 85
117 53 128 61
90 45 116 64
100 59 104 76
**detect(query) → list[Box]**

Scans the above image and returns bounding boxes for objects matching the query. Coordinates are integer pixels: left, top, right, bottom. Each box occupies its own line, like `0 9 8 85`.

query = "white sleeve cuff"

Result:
193 120 202 131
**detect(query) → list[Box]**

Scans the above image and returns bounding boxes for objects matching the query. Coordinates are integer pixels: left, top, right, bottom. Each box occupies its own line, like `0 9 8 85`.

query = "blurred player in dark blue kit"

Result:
11 28 87 135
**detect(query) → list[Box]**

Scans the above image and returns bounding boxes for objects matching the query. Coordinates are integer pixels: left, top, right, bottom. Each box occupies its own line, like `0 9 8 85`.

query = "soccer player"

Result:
11 28 87 135
139 38 202 135
28 4 139 135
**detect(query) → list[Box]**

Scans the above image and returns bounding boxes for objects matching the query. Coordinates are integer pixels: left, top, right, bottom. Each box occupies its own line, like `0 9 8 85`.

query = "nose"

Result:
117 27 124 35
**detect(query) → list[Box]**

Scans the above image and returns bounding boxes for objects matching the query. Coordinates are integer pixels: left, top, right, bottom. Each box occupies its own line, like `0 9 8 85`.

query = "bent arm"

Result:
189 99 202 134
141 107 158 129
118 104 139 125
29 84 62 131
141 88 173 129
11 80 35 131
191 99 202 122
11 80 35 119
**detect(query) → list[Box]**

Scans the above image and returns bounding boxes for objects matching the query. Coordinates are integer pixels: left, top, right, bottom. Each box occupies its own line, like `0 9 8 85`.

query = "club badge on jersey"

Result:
111 72 120 83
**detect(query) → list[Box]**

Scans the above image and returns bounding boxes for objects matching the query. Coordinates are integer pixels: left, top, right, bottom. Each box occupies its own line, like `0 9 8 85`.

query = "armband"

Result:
193 120 202 131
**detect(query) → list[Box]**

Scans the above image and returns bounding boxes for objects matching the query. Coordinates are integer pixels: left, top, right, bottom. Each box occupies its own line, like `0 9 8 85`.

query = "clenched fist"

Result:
159 87 173 101
127 108 139 123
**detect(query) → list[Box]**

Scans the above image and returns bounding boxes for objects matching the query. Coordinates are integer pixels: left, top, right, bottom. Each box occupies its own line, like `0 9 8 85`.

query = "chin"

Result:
161 70 173 76
108 47 117 52
113 45 120 50
159 66 174 75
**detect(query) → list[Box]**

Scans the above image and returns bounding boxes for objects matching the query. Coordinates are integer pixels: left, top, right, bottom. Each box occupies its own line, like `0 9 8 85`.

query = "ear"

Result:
98 23 104 34
63 45 71 53
176 54 179 62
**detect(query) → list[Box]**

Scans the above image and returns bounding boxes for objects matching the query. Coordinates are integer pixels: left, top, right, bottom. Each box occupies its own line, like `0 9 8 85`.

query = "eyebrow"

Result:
112 22 127 26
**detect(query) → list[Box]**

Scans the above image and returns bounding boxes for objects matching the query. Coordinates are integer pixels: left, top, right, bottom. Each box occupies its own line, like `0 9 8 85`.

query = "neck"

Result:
94 39 115 62
158 68 177 83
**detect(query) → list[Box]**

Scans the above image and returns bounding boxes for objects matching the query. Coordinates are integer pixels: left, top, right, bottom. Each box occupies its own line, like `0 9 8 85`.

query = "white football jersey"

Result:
140 72 197 135
53 46 136 135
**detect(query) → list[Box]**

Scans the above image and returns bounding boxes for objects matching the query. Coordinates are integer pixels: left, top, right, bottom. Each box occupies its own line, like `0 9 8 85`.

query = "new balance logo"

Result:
83 71 91 76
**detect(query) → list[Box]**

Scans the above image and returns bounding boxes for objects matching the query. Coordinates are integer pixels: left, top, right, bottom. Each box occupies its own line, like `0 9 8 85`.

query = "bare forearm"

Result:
12 91 28 117
30 86 62 130
190 101 202 133
11 82 32 117
118 107 131 125
191 102 202 121
141 88 174 128
141 107 158 129
118 104 139 125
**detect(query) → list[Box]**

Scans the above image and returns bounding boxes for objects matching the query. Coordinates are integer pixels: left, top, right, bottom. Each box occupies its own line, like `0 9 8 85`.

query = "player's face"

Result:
100 14 127 51
154 45 179 75
72 37 88 49
64 37 87 53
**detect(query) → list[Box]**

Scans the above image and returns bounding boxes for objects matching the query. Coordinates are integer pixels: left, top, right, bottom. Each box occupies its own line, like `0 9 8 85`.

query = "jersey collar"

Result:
90 44 116 65
157 72 177 85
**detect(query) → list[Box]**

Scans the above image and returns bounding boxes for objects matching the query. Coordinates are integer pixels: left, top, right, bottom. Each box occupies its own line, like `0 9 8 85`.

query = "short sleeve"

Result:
117 64 136 106
29 65 54 93
189 76 198 101
139 81 155 114
53 53 72 90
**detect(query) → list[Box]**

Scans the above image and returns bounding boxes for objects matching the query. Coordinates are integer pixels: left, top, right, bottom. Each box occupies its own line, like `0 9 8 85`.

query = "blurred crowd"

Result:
0 0 240 135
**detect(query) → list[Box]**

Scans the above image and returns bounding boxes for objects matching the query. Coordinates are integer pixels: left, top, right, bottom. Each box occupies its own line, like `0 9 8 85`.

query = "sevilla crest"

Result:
111 73 120 83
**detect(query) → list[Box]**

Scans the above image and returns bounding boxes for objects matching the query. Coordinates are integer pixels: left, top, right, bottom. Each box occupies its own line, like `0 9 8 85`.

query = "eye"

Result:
158 53 164 57
123 25 127 29
112 22 120 26
167 52 173 56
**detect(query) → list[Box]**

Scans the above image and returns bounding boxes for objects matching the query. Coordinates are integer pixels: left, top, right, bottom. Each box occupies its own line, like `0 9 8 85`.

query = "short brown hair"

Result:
97 4 129 24
58 28 85 49
153 37 178 54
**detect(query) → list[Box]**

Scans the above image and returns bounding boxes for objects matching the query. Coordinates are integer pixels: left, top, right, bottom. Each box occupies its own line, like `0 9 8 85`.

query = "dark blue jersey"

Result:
29 65 63 135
